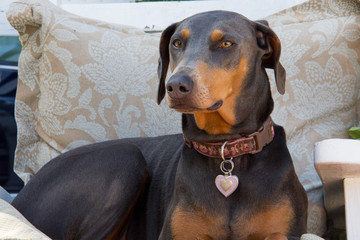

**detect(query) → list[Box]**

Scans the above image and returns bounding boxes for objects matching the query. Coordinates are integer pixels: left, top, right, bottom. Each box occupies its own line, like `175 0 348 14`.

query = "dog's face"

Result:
158 11 285 134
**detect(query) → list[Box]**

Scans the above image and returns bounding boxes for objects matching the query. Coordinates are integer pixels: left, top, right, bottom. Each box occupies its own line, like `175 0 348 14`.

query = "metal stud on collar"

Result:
220 141 234 175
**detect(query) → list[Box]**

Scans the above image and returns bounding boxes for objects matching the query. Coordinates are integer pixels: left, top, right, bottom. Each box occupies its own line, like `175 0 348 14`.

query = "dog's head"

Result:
157 11 285 135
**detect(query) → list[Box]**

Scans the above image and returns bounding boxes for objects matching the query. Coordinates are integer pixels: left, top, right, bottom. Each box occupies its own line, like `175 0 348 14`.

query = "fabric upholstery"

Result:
0 199 51 239
7 0 181 184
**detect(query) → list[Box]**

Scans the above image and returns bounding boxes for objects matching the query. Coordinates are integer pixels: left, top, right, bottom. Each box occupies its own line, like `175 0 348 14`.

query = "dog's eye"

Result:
221 41 233 48
173 39 183 48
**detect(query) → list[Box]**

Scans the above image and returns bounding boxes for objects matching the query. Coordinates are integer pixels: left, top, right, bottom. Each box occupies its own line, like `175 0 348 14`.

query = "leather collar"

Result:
183 117 275 158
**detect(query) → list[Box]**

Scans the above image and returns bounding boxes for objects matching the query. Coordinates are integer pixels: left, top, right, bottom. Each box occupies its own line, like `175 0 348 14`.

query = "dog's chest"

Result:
169 197 294 240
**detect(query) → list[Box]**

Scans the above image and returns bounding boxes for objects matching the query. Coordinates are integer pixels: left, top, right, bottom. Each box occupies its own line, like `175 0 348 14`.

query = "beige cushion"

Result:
6 0 360 237
0 199 51 239
7 0 181 184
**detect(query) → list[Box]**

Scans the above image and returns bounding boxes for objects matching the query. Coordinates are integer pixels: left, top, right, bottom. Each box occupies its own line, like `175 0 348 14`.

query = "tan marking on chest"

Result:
170 199 294 240
232 199 295 240
264 233 288 240
171 205 227 240
193 58 248 135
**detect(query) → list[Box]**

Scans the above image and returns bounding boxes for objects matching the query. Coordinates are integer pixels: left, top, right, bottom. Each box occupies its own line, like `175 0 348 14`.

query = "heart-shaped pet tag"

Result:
215 175 239 197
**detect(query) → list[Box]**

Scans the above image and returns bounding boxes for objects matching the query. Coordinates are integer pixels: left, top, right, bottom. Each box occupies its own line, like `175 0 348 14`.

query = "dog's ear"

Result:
254 20 286 95
157 23 178 104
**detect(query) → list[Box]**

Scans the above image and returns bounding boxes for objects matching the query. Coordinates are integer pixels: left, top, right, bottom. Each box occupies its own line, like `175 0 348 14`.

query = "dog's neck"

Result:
183 117 274 158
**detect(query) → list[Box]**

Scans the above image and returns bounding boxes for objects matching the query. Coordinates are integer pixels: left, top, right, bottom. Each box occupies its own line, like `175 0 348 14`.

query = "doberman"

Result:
12 10 308 240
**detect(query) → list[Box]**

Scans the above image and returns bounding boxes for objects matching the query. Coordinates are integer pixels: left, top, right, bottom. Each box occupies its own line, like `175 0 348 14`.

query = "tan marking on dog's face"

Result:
192 57 248 134
171 205 227 239
180 28 190 40
170 58 174 72
232 199 294 239
210 29 224 42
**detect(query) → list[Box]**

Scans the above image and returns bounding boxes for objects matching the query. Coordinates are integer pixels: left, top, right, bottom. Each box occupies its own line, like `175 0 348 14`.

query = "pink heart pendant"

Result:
215 175 239 197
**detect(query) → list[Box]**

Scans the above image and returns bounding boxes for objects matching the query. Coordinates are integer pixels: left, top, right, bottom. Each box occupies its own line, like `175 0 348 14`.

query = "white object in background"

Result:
314 138 360 240
344 178 360 240
1 0 307 36
0 0 20 36
60 0 308 30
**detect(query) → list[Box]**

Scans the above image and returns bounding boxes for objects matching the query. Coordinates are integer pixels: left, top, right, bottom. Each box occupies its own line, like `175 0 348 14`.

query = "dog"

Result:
12 10 308 240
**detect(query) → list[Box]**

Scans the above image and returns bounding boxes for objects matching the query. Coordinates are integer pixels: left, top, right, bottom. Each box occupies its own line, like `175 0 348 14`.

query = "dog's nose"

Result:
166 74 193 99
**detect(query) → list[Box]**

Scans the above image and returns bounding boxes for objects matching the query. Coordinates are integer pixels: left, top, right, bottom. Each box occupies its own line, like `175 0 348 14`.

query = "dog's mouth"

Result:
169 100 223 113
171 105 198 113
207 100 223 111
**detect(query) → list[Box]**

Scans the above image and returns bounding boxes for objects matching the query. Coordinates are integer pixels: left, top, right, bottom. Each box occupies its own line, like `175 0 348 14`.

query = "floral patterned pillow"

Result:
6 0 360 236
7 0 181 184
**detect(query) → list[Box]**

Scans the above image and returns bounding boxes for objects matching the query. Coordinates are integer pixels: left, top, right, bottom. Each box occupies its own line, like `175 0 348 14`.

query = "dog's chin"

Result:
168 104 198 113
168 100 223 114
